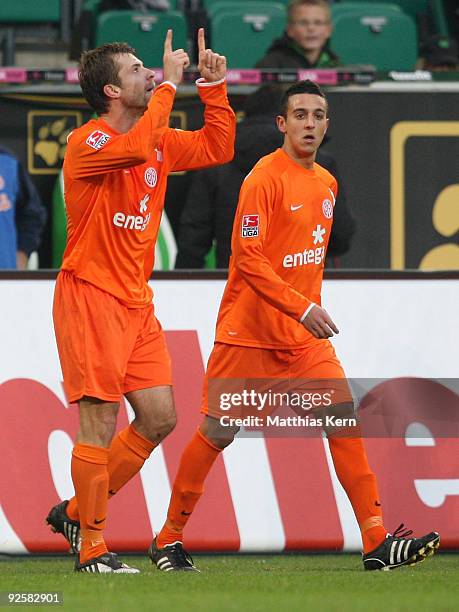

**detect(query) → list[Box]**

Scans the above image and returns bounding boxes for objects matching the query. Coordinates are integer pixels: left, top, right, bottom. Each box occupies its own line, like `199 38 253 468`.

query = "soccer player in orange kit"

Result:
150 80 440 572
46 28 235 573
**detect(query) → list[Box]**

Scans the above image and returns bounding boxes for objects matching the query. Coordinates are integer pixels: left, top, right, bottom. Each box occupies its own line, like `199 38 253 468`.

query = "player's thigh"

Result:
124 310 173 395
291 340 357 433
53 272 137 403
290 340 352 399
202 343 284 418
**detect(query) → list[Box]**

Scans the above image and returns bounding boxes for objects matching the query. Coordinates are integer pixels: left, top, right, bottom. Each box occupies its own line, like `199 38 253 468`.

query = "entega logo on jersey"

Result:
112 194 151 232
283 225 327 268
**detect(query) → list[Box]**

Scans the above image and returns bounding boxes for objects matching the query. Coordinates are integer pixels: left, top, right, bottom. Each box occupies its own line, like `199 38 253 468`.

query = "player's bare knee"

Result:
200 416 239 449
209 432 237 449
322 402 359 437
161 410 177 437
138 407 177 443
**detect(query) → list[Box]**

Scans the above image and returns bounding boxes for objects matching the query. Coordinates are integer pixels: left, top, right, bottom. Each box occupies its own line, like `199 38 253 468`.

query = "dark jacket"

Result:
256 33 340 69
175 118 355 269
0 147 46 269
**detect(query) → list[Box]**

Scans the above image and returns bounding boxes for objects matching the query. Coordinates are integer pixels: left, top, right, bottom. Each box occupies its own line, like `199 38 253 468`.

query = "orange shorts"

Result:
53 271 172 403
202 341 353 419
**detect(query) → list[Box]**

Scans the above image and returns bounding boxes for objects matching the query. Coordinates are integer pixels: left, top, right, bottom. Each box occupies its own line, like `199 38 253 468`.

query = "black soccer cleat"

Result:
362 524 440 571
46 500 81 554
75 552 140 574
148 538 199 572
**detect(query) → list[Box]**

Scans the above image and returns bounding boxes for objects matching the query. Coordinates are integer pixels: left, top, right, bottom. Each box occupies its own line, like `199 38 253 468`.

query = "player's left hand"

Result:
302 304 339 339
197 28 227 82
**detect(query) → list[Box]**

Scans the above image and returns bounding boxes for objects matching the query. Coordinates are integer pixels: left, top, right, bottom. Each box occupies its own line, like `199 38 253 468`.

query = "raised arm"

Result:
163 28 235 172
196 27 227 84
67 30 190 179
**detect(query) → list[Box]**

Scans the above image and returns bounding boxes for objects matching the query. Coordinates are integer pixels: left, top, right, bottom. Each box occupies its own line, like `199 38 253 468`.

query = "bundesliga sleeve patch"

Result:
241 214 259 238
86 130 111 150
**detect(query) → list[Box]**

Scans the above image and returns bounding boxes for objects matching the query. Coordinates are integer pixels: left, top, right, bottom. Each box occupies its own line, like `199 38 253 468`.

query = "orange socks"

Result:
71 443 109 563
156 429 221 548
70 427 385 556
106 424 157 497
66 425 156 522
328 436 387 553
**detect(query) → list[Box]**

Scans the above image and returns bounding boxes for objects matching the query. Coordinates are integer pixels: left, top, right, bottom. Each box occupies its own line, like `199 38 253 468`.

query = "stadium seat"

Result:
332 2 402 20
207 1 286 18
334 0 426 20
0 1 61 22
336 0 450 36
331 8 418 70
82 0 179 14
209 4 286 68
0 0 68 65
202 0 287 10
429 0 450 37
94 10 187 67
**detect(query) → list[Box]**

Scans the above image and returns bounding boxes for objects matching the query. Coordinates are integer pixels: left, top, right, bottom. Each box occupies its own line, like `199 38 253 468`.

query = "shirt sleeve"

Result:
15 159 47 256
231 171 311 321
162 79 236 172
66 83 176 179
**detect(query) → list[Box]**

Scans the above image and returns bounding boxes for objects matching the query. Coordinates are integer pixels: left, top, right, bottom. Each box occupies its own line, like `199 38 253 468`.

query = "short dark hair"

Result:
280 80 328 117
79 42 135 115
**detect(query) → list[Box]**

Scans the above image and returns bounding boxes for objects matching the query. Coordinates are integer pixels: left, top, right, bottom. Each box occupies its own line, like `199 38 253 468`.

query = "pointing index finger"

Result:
197 28 206 54
164 29 173 53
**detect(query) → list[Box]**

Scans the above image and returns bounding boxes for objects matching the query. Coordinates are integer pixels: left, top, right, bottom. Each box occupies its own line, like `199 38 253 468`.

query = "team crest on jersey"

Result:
144 167 157 188
86 130 110 150
242 214 259 238
322 199 333 219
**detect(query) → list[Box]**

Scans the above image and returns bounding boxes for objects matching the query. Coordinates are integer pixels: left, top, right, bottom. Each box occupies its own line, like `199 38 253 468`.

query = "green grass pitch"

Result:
1 553 458 611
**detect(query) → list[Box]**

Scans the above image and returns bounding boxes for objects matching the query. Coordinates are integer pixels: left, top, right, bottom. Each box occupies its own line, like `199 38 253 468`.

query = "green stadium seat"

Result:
332 2 402 20
209 5 286 68
0 0 61 23
82 0 179 14
334 0 451 56
334 0 426 20
94 10 187 67
202 0 287 10
429 0 450 37
0 0 68 65
207 1 286 18
331 8 418 70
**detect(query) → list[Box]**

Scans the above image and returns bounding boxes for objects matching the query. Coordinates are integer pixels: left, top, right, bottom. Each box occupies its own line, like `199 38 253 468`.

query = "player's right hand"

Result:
162 29 190 86
302 305 339 339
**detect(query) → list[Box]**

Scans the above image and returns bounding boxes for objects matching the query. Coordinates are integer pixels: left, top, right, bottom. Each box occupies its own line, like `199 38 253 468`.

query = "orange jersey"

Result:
216 148 337 349
61 80 235 307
